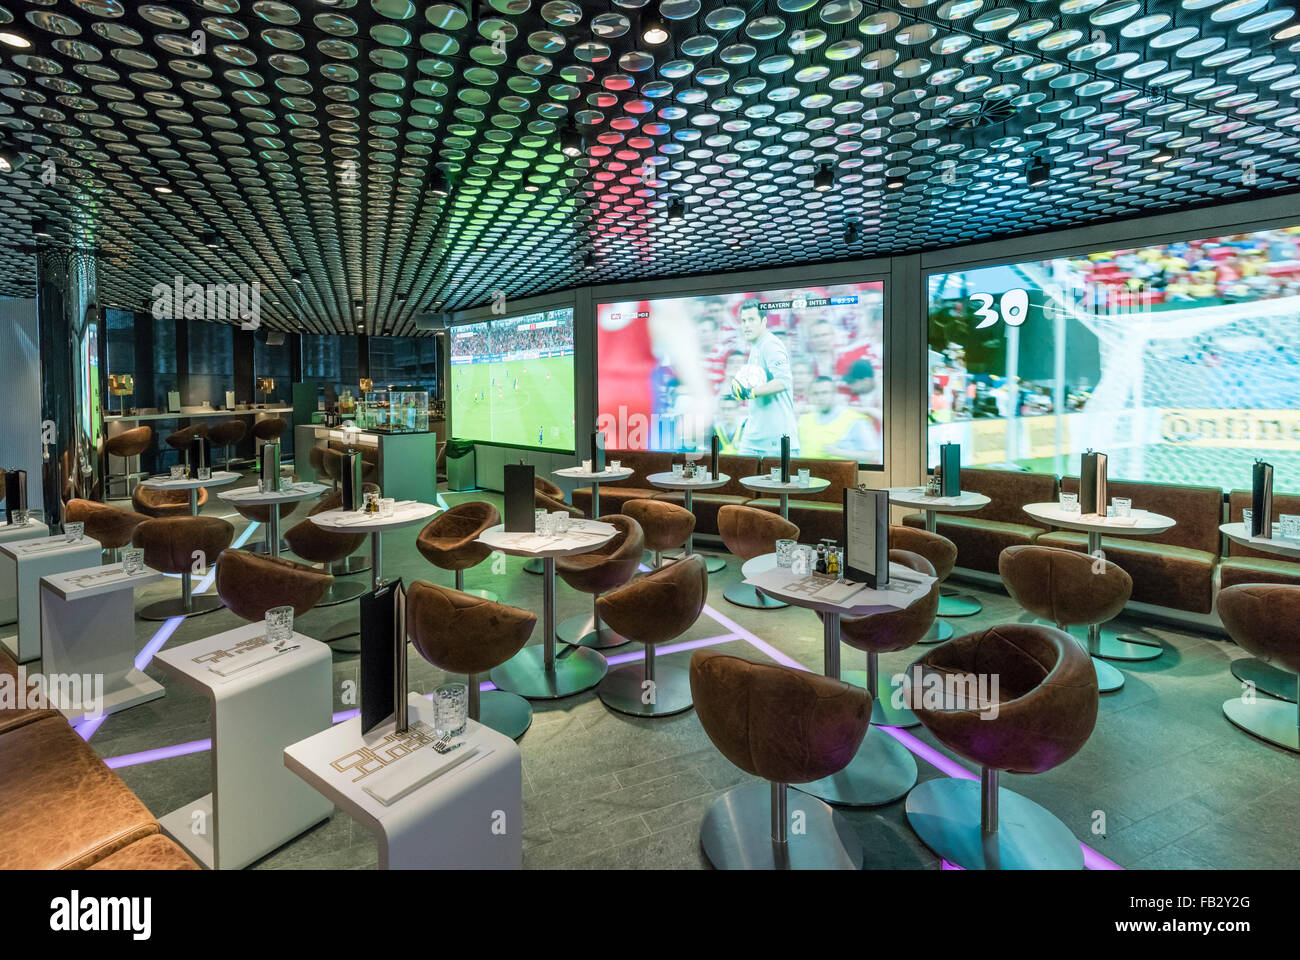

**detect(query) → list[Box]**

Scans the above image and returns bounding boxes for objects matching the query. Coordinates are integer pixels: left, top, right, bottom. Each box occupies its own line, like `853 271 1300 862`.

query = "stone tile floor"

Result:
65 479 1298 870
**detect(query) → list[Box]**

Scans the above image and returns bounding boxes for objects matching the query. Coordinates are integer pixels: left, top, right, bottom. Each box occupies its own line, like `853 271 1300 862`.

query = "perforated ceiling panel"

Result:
2 0 1300 332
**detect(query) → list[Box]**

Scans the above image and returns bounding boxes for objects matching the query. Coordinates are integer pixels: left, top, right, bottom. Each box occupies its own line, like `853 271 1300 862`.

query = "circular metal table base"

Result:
314 580 369 607
522 558 543 575
330 555 371 577
905 777 1084 870
598 663 694 717
840 669 920 728
700 554 728 574
137 594 225 621
915 618 954 645
938 594 982 618
478 690 533 741
556 612 631 650
700 783 862 870
794 729 918 807
1223 696 1300 753
723 582 789 610
1092 656 1125 693
489 644 608 700
1230 658 1297 703
460 588 500 603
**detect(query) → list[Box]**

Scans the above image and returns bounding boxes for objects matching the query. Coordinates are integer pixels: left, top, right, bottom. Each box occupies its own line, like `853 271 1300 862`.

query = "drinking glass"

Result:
379 498 395 517
775 538 796 568
11 508 27 527
1110 497 1132 518
798 468 811 485
1059 492 1079 513
610 460 621 471
699 470 712 482
265 605 294 646
790 548 808 576
169 465 186 481
1242 509 1254 532
197 466 212 481
122 547 145 576
769 467 781 481
534 509 547 532
551 511 569 534
671 463 684 478
536 512 554 537
434 683 468 738
1281 514 1300 540
581 459 592 473
64 521 84 543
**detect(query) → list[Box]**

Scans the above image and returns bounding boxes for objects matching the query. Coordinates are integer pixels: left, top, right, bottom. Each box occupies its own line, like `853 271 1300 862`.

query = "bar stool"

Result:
104 426 152 499
282 491 371 606
555 514 644 649
65 498 146 562
407 580 535 740
891 525 958 644
691 648 872 870
999 544 1131 694
904 623 1098 870
164 424 208 469
596 553 707 717
1219 584 1300 753
252 416 286 446
133 516 235 620
231 500 296 556
214 548 333 622
132 484 208 519
622 498 694 568
834 549 939 728
530 481 582 575
717 504 797 610
208 419 247 470
415 501 502 602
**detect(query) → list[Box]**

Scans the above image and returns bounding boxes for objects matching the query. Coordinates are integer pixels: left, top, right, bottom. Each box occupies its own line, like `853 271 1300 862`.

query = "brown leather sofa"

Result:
1036 477 1221 614
1220 490 1300 589
651 454 760 535
571 449 671 517
901 467 1057 574
745 456 857 543
0 652 198 870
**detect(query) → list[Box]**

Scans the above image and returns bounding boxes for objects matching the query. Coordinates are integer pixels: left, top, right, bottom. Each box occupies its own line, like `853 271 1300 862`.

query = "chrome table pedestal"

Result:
700 782 861 870
138 570 225 621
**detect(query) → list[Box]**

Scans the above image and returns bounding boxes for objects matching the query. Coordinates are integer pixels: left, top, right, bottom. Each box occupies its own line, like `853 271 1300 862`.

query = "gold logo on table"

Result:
329 721 440 783
191 636 268 665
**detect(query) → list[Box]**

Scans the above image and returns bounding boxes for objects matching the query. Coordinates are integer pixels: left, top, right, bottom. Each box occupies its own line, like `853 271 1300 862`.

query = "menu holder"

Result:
503 462 535 532
710 433 720 477
259 439 280 490
360 578 406 735
167 391 181 414
4 469 26 525
780 435 791 484
1252 460 1274 539
340 450 363 511
843 485 889 589
591 430 606 473
939 442 961 498
189 436 210 480
1080 449 1108 516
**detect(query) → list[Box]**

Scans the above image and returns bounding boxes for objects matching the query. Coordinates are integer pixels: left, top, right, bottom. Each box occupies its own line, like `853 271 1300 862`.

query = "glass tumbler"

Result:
798 468 811 485
64 522 84 542
11 508 27 527
1059 493 1079 513
1281 514 1300 540
672 463 684 478
551 511 569 534
1242 509 1254 532
769 467 781 481
197 466 212 481
435 683 468 738
122 548 145 576
169 465 186 481
775 539 796 568
1110 497 1132 518
536 512 554 537
265 605 294 646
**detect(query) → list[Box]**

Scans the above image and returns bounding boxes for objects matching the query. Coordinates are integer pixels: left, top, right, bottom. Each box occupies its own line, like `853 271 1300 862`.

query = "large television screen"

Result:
449 306 575 452
597 282 885 464
928 227 1300 490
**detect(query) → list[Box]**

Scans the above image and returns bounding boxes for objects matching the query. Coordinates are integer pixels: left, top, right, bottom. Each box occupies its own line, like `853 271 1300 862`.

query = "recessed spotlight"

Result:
1026 158 1050 186
844 222 858 243
429 170 450 197
642 18 669 45
32 218 50 239
667 196 686 221
155 185 172 194
813 162 834 191
887 181 903 189
581 249 595 271
0 33 30 49
559 121 583 159
201 230 220 248
291 269 305 284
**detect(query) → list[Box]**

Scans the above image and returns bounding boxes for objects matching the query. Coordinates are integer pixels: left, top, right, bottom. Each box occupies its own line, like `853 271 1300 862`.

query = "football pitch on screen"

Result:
452 355 575 450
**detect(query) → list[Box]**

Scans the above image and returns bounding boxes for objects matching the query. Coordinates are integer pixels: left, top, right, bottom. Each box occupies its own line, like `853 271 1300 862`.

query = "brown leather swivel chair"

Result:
104 425 152 499
691 648 872 869
904 623 1099 870
999 544 1132 694
65 498 146 560
214 548 333 622
133 516 234 620
555 514 644 649
282 490 373 606
622 498 695 568
407 581 536 740
526 478 578 574
834 548 939 728
208 419 247 470
595 553 707 716
717 504 798 609
1219 584 1300 753
416 501 502 602
132 484 208 519
891 524 958 643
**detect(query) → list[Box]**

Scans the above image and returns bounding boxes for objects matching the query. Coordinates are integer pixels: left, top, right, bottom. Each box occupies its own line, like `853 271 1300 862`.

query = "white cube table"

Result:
40 562 166 719
155 623 334 869
0 535 102 663
0 519 51 626
285 692 523 869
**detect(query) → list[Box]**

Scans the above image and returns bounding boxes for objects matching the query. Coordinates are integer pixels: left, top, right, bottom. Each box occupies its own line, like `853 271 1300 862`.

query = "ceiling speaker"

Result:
414 312 448 331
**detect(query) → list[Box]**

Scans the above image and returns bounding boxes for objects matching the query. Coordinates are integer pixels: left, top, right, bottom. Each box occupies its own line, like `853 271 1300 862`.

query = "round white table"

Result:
309 502 440 591
742 551 935 807
139 470 239 516
552 465 634 520
886 485 993 633
1220 521 1300 707
1023 501 1175 692
645 471 731 572
481 520 618 700
738 474 831 521
218 481 329 557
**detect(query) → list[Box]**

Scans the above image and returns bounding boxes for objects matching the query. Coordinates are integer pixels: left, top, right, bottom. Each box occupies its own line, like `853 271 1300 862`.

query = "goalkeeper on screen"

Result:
731 299 801 457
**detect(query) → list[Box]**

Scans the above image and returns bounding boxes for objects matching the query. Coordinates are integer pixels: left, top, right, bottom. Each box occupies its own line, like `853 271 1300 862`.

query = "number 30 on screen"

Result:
970 288 1029 329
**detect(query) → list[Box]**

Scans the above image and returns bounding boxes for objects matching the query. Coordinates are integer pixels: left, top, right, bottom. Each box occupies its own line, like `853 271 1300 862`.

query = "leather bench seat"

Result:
1220 556 1300 590
902 513 1046 574
0 651 58 735
87 834 200 871
650 454 759 535
1035 531 1216 614
744 457 857 543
